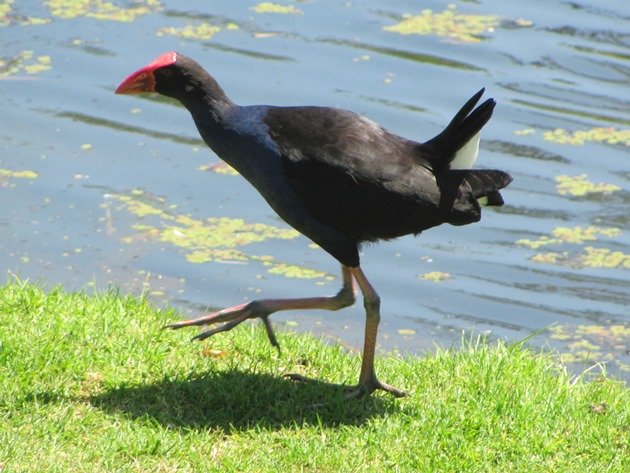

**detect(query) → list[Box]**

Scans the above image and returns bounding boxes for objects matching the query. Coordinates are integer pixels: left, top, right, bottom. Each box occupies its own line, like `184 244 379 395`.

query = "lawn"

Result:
0 280 628 472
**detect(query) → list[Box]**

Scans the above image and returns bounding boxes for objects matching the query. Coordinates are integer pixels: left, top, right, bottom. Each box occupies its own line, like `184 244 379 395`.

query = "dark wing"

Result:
263 106 460 242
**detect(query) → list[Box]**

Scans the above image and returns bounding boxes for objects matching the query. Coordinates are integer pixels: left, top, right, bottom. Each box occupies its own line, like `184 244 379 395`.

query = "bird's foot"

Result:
285 373 407 399
343 377 407 399
163 301 279 350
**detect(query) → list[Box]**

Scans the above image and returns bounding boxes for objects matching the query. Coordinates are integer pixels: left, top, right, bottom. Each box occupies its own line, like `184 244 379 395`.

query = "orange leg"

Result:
165 265 355 350
286 266 406 398
345 266 407 398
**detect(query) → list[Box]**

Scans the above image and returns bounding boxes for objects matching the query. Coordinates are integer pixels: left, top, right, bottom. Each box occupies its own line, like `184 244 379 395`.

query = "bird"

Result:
115 52 512 398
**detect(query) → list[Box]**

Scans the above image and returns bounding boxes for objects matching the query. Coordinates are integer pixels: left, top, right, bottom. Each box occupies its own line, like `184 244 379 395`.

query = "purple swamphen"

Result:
116 52 512 398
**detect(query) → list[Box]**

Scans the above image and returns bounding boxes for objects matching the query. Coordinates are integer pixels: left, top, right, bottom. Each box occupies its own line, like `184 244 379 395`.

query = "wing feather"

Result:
263 106 448 241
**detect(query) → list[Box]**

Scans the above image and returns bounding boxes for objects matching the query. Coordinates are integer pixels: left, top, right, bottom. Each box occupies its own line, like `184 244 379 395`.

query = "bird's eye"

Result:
161 69 172 77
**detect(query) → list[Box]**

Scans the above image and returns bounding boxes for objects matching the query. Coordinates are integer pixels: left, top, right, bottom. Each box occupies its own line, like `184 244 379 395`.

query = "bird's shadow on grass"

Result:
85 368 400 431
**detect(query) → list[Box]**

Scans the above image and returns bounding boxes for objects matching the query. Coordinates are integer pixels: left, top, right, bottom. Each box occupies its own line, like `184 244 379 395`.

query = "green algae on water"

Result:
517 226 628 269
419 271 452 282
45 0 162 22
108 190 332 280
543 127 630 146
251 2 303 15
384 5 498 43
555 175 621 197
0 50 51 77
156 21 239 41
549 324 630 372
0 168 39 180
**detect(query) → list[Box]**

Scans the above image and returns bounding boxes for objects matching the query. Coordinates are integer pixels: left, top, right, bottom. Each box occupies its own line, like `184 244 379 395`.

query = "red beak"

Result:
115 51 178 94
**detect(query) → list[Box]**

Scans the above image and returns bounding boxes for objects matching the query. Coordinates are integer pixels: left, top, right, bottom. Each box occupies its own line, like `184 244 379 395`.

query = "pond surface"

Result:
2 1 628 378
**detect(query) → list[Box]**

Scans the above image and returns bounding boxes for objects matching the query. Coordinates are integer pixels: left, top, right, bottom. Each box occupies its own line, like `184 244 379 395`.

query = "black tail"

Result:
464 170 512 206
422 88 496 166
438 169 512 225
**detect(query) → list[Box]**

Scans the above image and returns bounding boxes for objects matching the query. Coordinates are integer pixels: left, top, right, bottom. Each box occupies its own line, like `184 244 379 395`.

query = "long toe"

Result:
163 302 282 349
163 302 254 331
375 380 408 398
190 312 251 342
163 310 228 330
286 373 407 400
345 378 408 399
163 320 195 330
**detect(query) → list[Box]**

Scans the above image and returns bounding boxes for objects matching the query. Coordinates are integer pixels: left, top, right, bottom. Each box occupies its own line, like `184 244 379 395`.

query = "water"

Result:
1 1 628 378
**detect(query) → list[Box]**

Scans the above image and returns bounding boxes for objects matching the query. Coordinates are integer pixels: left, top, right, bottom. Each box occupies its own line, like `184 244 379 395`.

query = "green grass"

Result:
0 280 628 472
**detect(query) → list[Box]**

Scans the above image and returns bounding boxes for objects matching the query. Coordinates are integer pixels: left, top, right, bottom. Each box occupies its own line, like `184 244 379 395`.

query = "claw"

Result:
261 315 281 353
163 301 281 350
162 308 238 331
287 372 407 399
163 321 189 330
344 379 407 399
190 311 251 342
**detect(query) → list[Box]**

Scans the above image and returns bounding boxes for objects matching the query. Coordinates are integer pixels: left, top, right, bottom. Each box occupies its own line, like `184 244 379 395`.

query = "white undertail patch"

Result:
477 196 489 207
451 132 480 170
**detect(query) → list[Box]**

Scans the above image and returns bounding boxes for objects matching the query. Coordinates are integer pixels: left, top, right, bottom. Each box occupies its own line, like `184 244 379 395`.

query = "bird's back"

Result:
262 105 490 243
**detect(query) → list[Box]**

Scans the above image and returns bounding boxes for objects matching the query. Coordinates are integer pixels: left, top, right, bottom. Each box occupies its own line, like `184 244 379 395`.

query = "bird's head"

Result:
115 51 180 95
115 52 231 108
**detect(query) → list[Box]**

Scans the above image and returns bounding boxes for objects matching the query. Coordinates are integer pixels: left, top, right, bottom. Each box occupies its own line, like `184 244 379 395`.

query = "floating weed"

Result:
419 271 452 282
157 217 299 251
0 168 39 187
555 174 621 197
518 226 628 269
0 50 51 77
530 252 564 264
23 54 51 74
198 162 240 176
552 226 620 244
186 248 249 264
45 0 162 22
517 235 556 251
549 325 572 341
0 0 50 25
156 21 239 41
251 2 303 15
517 226 620 248
590 325 629 338
111 193 165 218
0 168 39 180
530 249 630 269
580 247 630 269
264 263 330 280
543 127 630 146
549 324 630 372
514 128 536 136
0 0 11 23
253 255 332 280
568 339 600 352
384 5 499 43
108 190 332 280
397 328 416 335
